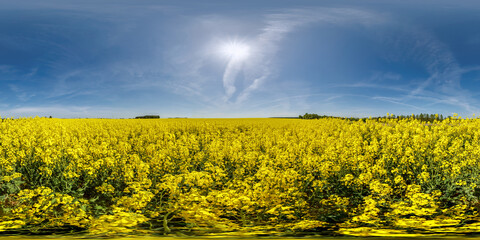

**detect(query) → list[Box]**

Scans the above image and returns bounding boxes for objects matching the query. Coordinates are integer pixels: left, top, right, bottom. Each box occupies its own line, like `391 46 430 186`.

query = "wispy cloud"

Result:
3 2 480 118
328 19 480 115
233 8 386 104
383 25 480 113
165 7 387 112
0 65 15 74
372 96 426 111
8 84 36 102
2 105 133 118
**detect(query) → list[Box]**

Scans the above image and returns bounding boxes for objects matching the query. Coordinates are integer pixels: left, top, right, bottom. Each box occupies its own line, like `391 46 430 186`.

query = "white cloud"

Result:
383 25 480 113
0 65 15 74
326 19 480 115
232 8 386 104
164 7 387 113
2 105 132 118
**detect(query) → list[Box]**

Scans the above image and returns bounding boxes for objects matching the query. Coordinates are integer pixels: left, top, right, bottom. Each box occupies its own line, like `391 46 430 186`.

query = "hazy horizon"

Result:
1 0 480 118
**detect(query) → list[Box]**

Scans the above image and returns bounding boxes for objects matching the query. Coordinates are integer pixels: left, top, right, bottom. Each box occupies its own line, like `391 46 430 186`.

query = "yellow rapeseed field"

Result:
1 116 480 236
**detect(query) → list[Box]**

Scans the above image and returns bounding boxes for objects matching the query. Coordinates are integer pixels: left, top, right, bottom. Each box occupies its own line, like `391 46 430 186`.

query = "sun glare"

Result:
220 40 251 61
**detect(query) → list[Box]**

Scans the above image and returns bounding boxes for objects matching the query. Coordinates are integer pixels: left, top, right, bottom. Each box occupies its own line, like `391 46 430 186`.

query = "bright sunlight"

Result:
219 40 251 61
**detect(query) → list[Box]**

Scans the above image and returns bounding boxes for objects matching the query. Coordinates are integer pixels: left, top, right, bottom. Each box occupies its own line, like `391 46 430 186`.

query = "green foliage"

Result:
135 115 160 119
300 112 450 122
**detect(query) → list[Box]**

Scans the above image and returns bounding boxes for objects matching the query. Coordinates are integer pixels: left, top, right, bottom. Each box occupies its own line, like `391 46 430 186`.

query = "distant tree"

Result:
299 112 450 122
135 115 160 119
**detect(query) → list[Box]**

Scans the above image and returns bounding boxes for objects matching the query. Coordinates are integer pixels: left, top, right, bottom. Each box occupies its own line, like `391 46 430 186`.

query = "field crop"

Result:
1 117 480 236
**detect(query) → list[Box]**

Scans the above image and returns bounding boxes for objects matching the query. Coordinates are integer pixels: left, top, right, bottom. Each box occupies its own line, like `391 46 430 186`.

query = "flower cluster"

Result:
1 116 480 236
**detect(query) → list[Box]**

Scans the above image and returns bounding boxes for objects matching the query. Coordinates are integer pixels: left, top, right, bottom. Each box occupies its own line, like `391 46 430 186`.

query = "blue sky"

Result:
1 0 480 118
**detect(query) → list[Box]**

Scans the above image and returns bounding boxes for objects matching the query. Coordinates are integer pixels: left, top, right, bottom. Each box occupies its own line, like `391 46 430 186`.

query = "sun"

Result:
220 40 251 61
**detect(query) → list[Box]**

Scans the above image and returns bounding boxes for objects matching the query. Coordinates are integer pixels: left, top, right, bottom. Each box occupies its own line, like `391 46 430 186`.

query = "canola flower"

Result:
1 116 480 236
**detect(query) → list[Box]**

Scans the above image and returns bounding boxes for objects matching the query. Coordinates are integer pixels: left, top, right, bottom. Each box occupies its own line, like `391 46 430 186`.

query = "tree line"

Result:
299 113 451 122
